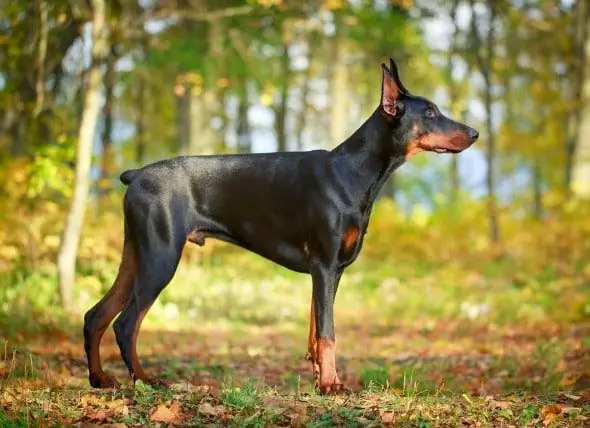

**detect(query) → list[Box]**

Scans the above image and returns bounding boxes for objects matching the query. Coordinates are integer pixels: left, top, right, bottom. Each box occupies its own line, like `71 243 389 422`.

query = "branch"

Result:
468 0 488 79
486 0 496 69
446 0 460 106
33 0 48 117
138 5 254 24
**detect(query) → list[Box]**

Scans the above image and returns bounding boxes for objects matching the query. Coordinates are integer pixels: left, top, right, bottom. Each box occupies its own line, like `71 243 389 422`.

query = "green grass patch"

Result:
221 377 262 411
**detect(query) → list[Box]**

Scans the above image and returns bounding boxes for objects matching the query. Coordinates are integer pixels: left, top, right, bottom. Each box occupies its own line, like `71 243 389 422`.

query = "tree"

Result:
446 0 461 204
571 0 590 198
469 0 500 246
0 0 80 157
99 43 118 199
57 0 107 310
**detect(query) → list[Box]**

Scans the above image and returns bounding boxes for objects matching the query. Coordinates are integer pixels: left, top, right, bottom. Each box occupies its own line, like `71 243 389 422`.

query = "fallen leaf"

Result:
561 406 581 415
262 396 285 407
106 398 130 415
541 404 563 417
380 411 395 424
81 394 104 408
541 404 565 426
150 401 183 425
94 425 127 428
489 400 512 410
85 409 109 422
564 393 580 400
542 413 561 426
198 402 223 417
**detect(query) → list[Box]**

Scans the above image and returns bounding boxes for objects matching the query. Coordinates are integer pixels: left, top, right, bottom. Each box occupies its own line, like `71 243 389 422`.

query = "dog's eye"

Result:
425 108 435 118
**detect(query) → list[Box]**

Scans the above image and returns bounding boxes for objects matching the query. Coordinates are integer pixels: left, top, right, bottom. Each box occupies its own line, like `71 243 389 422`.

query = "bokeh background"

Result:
1 0 589 426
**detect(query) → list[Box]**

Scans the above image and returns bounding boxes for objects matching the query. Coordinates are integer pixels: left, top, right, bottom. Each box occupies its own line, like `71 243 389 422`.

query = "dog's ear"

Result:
389 57 409 95
381 63 405 118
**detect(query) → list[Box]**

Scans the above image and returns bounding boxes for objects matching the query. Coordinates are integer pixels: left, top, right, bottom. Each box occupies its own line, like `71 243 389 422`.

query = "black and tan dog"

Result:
83 58 479 395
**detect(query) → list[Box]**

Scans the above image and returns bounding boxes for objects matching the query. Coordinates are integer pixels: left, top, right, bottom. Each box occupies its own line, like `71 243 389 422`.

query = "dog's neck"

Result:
330 107 407 209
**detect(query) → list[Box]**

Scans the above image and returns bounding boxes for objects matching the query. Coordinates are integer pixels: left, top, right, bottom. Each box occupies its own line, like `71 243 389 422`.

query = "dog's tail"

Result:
120 169 139 185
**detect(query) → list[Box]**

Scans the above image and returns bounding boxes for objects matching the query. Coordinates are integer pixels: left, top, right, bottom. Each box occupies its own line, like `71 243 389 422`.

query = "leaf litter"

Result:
0 318 589 426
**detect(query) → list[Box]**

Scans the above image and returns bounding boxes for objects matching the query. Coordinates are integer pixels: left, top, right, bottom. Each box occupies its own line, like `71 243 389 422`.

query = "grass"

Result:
221 378 262 410
0 252 589 426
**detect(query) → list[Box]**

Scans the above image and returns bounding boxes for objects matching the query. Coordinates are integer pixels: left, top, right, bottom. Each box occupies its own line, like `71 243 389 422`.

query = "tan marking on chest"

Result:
342 226 360 251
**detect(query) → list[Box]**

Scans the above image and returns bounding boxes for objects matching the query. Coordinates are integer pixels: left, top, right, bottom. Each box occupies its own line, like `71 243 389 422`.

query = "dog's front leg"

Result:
310 262 346 395
306 293 321 388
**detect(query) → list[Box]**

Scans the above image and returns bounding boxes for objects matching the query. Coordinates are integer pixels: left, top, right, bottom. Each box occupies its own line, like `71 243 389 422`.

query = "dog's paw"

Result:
305 353 321 387
317 380 350 396
89 372 121 389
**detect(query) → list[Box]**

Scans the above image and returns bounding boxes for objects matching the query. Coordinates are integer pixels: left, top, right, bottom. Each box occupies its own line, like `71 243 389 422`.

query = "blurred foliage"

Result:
0 0 588 330
1 190 589 329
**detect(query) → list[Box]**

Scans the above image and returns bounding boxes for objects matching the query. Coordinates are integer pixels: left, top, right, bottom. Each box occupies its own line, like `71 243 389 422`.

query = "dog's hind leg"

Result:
84 233 136 388
112 237 183 387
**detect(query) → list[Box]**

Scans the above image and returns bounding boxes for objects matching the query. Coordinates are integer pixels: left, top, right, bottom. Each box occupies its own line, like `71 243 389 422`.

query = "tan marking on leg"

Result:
129 306 150 382
127 304 169 388
87 243 136 388
317 338 344 395
306 295 320 387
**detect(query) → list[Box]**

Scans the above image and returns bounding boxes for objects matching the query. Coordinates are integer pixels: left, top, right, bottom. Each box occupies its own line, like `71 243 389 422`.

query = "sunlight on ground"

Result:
1 256 589 426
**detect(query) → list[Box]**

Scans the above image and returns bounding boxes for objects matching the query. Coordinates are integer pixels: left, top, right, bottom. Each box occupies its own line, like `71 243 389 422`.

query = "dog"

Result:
83 58 479 395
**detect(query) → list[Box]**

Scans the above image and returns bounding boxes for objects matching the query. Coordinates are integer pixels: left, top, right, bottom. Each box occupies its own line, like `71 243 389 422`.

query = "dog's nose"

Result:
468 128 479 142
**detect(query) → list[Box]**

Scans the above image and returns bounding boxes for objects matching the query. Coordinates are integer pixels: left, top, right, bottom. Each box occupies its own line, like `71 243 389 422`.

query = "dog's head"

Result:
380 58 479 159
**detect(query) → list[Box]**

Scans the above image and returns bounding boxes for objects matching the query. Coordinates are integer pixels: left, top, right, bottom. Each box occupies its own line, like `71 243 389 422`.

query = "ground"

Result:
1 254 589 427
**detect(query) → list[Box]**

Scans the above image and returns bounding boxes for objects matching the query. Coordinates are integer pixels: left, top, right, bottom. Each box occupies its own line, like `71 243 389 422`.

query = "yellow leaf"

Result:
260 93 273 106
323 0 344 10
150 401 183 425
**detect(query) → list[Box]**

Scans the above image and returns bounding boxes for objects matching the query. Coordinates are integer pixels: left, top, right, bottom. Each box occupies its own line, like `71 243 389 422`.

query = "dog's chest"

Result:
336 217 369 268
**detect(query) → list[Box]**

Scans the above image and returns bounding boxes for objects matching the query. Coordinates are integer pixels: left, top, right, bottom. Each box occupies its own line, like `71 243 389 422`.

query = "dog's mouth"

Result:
425 132 472 154
432 147 462 154
407 131 474 160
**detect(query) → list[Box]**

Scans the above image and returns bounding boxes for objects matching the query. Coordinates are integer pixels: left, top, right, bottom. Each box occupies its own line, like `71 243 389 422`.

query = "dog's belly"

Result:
230 237 310 274
187 227 310 274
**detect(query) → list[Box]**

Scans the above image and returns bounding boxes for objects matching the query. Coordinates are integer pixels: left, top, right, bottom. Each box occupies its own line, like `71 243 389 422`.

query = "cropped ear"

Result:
389 58 409 95
381 63 404 118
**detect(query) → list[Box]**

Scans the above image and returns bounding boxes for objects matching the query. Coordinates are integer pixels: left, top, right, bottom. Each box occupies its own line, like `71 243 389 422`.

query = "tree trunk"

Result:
571 0 590 198
177 83 190 155
33 0 48 117
484 3 500 245
100 47 116 198
447 0 460 204
136 75 146 164
135 31 148 164
57 0 107 311
185 20 223 155
532 157 543 219
275 42 291 152
295 29 316 151
471 0 500 246
328 14 348 148
236 82 251 153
